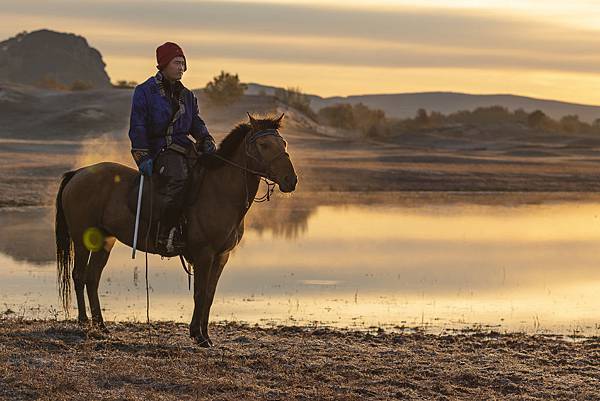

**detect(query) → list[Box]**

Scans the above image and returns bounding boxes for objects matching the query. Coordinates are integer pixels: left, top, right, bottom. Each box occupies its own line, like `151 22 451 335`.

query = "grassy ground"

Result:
0 319 598 400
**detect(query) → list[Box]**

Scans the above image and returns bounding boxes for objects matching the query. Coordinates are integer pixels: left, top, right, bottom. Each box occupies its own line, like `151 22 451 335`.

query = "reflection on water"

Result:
1 193 599 335
0 208 56 264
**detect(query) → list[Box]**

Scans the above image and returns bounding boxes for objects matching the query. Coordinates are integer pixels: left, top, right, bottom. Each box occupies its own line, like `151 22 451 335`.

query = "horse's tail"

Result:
55 170 78 313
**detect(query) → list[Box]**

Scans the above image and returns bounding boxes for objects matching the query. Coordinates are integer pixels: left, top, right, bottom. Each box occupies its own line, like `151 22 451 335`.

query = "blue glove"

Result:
202 137 216 154
139 159 153 176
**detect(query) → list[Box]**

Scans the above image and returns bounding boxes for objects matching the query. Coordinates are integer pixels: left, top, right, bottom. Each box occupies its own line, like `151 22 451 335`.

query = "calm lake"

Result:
1 192 599 336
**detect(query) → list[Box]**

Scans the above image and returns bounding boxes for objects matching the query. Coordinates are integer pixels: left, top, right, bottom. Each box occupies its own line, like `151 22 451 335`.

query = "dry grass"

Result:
0 319 598 400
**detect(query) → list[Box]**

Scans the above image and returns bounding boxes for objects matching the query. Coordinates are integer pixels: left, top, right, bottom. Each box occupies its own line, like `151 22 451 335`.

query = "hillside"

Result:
0 81 282 139
0 81 131 139
246 83 600 123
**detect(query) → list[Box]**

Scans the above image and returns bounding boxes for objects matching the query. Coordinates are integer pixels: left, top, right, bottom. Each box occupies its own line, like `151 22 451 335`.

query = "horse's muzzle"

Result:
279 174 298 193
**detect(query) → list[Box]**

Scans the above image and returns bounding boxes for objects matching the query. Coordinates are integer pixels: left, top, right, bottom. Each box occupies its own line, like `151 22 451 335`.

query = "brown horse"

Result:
55 113 297 346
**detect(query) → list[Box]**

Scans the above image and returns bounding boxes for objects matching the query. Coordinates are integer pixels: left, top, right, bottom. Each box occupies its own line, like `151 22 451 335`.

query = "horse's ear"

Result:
247 112 257 126
275 112 285 124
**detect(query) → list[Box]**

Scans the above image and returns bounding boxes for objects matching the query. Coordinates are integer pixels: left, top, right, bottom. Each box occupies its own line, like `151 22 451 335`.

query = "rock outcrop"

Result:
0 29 111 89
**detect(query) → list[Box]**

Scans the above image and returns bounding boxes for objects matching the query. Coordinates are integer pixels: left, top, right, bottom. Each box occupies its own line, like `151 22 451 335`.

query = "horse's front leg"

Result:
190 247 214 346
200 252 230 346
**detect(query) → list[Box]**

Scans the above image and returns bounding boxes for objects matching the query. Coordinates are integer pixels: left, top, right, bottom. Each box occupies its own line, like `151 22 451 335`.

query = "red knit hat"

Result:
156 42 187 71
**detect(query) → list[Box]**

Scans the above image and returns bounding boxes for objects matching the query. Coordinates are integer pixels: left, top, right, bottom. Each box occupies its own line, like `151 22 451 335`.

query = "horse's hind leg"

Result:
86 237 115 332
73 244 90 324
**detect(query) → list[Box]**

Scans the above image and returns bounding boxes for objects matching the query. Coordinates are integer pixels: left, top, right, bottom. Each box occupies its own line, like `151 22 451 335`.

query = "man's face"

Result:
162 56 185 81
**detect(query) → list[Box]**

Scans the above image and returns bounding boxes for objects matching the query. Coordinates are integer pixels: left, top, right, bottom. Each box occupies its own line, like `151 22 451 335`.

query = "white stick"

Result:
132 174 144 259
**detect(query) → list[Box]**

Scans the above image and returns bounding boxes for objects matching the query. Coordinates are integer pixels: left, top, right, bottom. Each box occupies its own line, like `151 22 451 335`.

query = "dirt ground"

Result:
0 319 598 401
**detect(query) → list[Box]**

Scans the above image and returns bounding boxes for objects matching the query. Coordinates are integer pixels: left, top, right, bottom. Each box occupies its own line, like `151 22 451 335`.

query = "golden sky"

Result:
3 0 600 104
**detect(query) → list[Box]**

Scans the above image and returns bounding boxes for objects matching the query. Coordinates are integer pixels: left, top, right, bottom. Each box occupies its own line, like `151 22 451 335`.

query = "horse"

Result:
55 113 297 346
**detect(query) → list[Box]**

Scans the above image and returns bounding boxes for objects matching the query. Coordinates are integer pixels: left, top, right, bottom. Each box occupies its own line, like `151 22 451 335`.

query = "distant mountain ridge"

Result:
245 83 600 123
0 29 111 89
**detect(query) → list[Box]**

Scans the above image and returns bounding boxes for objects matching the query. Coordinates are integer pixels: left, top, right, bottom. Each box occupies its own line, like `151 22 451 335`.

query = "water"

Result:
1 193 599 335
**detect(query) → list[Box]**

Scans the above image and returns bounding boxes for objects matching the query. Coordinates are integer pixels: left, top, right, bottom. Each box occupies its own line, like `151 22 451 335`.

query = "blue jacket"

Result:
128 71 213 165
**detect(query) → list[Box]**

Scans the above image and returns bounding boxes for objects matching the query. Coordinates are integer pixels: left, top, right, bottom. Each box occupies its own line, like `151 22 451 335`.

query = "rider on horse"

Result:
128 42 216 255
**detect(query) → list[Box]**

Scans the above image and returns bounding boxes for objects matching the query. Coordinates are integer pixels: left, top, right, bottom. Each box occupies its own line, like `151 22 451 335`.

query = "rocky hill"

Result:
0 29 111 89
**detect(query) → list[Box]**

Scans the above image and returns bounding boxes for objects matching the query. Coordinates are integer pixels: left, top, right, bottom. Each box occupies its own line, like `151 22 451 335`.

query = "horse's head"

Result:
246 112 298 193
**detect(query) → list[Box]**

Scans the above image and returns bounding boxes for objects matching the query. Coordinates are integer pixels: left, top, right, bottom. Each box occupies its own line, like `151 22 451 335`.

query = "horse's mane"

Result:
199 115 283 169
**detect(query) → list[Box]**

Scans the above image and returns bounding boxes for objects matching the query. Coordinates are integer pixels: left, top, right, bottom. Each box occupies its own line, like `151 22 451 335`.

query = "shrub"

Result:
35 75 67 91
70 80 94 91
317 102 388 137
274 87 317 120
317 104 355 130
352 103 388 136
114 80 138 89
560 115 583 133
415 108 430 126
527 110 547 128
391 106 597 136
204 70 247 106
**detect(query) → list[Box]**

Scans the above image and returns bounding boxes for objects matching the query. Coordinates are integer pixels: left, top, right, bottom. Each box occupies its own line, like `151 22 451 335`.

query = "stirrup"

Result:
158 226 185 256
165 227 178 254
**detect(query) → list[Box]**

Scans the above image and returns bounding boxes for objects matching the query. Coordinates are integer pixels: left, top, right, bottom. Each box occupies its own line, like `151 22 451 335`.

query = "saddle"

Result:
126 155 206 257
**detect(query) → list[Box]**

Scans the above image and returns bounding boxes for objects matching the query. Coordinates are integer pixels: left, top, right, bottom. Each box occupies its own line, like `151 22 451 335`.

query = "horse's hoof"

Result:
193 336 212 348
77 317 89 326
93 322 110 334
206 337 213 347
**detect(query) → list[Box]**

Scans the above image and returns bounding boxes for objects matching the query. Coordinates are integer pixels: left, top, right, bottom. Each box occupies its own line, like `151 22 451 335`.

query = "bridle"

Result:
245 128 290 176
208 128 290 208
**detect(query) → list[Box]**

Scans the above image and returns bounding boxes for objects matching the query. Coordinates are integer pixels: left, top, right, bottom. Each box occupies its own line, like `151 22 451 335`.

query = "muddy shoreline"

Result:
0 319 598 400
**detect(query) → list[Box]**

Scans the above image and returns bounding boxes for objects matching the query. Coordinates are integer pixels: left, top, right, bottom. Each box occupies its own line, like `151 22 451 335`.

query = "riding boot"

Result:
154 148 190 256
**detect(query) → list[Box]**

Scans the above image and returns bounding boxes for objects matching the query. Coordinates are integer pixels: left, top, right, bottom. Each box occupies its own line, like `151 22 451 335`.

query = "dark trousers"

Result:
153 149 189 232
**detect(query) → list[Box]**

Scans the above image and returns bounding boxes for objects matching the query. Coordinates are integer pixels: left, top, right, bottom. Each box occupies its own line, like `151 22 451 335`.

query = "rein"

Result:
210 152 276 203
